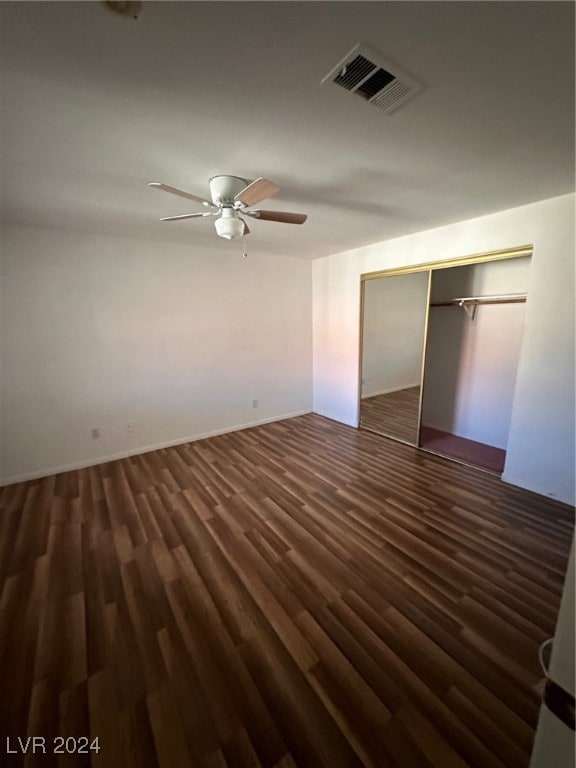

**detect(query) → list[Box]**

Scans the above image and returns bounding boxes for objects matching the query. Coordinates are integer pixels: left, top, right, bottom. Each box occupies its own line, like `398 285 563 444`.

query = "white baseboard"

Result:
361 382 421 400
0 410 311 487
501 471 573 505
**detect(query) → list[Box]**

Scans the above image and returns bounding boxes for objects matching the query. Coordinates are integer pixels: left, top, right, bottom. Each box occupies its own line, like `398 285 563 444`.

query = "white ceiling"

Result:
1 1 574 259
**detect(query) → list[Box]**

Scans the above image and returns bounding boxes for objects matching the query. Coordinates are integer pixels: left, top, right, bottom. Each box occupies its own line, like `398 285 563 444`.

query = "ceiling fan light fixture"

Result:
215 209 245 240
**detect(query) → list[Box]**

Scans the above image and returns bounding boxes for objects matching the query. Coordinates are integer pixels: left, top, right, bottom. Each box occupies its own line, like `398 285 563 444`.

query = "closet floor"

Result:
419 426 506 474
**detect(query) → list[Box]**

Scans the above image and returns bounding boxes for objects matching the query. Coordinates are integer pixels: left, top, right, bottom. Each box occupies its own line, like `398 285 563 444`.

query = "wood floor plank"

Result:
0 414 573 768
446 686 529 768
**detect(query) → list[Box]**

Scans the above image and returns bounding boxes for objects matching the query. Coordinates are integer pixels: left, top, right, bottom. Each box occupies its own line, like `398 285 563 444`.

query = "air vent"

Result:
333 55 376 91
322 44 422 114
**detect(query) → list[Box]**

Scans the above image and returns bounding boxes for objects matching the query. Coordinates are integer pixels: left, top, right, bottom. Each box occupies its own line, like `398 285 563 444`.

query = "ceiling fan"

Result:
149 175 307 240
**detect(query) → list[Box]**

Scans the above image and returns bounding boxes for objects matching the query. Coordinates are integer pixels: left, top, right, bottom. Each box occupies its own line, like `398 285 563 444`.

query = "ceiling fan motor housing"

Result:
209 175 249 206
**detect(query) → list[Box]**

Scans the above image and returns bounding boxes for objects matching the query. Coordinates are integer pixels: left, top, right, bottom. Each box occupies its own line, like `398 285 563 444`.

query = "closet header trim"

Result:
360 244 533 282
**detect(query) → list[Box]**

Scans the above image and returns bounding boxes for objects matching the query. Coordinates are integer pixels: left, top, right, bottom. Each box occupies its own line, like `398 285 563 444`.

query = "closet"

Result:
359 246 531 474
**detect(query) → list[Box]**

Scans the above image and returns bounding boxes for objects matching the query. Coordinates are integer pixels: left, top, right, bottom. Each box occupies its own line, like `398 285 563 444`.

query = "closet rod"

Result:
430 293 527 308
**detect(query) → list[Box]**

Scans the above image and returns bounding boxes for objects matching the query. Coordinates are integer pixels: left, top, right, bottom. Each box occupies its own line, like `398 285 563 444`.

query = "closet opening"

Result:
359 245 533 475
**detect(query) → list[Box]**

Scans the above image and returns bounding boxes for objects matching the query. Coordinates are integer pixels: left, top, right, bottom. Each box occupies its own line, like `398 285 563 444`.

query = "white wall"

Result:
362 271 429 398
422 259 530 448
312 193 575 505
0 224 312 483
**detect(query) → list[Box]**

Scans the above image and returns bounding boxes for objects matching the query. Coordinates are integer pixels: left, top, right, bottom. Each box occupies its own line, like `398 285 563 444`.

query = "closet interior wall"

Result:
420 256 531 467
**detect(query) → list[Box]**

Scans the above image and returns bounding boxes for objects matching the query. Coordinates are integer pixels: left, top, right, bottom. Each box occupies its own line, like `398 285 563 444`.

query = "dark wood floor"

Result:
360 387 420 444
0 414 573 768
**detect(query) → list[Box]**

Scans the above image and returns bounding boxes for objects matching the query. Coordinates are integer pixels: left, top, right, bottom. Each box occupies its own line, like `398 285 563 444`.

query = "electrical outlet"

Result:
91 428 100 439
252 399 258 408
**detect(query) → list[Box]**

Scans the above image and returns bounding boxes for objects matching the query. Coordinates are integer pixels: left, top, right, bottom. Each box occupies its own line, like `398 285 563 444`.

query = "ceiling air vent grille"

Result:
333 55 377 91
372 79 412 111
322 44 422 114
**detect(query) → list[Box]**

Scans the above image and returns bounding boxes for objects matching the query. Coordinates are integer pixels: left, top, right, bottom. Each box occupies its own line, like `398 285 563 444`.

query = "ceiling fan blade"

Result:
160 212 217 221
234 178 279 207
149 182 215 207
247 210 307 224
